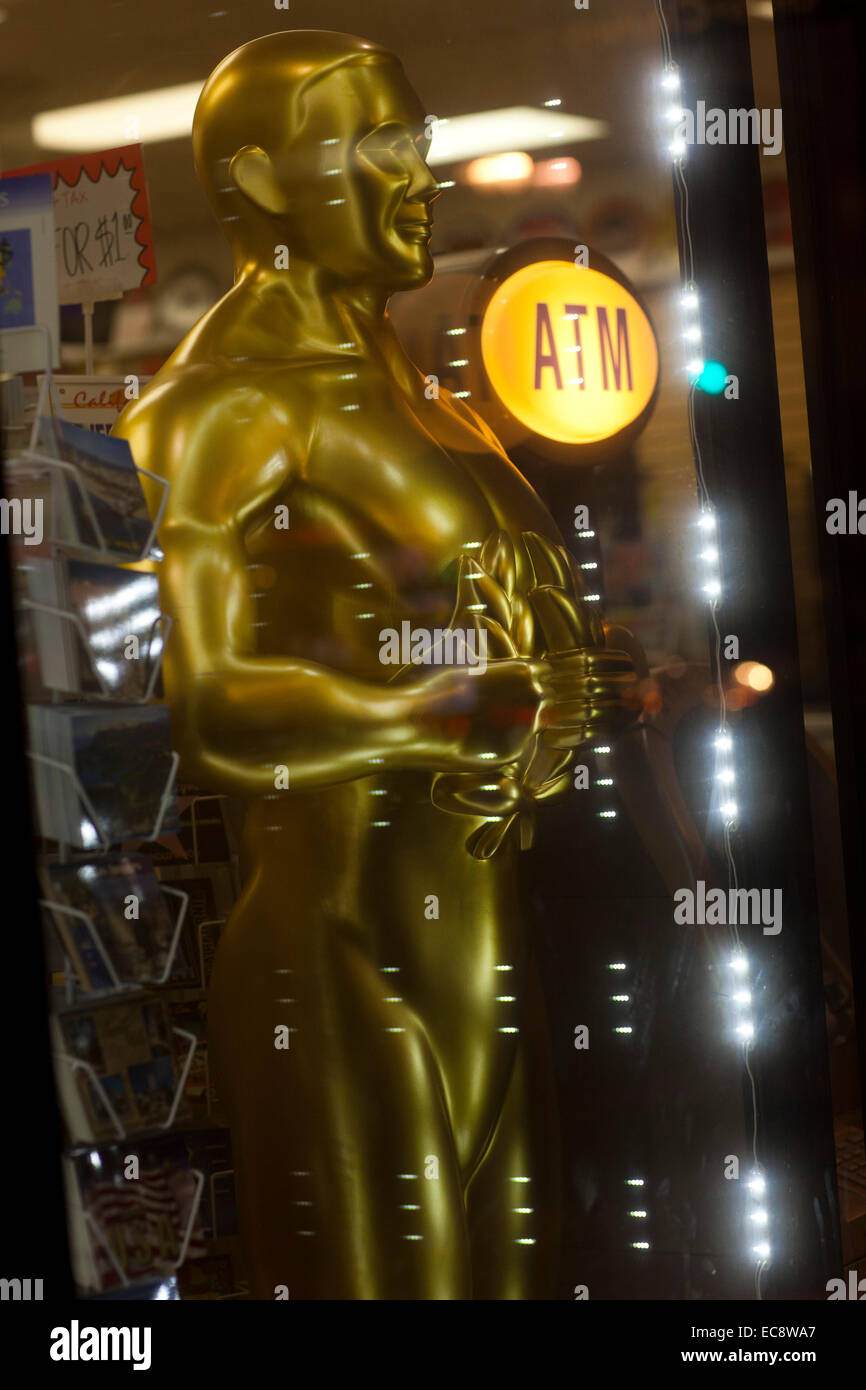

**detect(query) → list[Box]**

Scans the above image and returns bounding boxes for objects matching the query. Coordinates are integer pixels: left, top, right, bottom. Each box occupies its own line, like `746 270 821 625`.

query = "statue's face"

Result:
276 60 440 291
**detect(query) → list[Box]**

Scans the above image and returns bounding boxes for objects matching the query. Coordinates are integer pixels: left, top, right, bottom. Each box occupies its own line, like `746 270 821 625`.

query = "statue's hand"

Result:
535 646 640 750
411 656 548 771
421 528 641 857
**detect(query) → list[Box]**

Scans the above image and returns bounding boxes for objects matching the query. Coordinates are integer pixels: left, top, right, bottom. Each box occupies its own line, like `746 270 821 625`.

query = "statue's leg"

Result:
208 890 472 1300
465 964 561 1300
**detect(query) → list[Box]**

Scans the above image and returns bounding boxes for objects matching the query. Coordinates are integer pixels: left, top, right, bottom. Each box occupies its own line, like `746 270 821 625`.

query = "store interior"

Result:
0 0 862 1301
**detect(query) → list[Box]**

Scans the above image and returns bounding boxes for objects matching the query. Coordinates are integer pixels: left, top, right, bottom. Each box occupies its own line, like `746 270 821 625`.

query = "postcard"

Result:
0 172 60 373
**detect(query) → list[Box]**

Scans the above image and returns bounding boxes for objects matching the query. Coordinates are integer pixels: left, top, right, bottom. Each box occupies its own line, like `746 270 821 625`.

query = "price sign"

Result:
3 145 157 305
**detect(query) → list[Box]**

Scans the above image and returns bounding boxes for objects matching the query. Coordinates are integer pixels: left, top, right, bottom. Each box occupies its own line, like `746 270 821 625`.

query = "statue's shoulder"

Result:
115 358 307 478
116 360 269 436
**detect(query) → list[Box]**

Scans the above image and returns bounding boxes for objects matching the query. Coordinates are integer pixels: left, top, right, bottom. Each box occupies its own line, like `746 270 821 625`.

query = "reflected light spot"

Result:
734 661 774 692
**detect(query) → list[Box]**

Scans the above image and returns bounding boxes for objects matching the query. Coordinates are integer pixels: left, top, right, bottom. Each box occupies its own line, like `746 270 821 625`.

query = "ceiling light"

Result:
33 81 204 150
428 106 607 166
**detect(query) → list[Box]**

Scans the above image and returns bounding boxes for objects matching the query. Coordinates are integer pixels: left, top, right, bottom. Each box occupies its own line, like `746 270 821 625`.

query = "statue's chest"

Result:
243 390 560 670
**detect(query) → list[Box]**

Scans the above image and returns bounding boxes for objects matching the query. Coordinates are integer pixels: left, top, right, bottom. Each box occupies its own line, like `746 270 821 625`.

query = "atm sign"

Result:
481 260 659 446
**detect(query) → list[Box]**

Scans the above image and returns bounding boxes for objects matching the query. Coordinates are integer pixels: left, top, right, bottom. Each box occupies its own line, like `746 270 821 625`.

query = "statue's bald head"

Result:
193 30 399 212
193 30 437 291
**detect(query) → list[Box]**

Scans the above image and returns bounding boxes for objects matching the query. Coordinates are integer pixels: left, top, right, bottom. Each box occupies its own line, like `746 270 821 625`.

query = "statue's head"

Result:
194 30 440 292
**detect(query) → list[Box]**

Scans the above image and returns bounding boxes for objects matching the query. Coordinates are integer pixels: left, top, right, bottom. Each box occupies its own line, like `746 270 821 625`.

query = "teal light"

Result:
696 359 728 394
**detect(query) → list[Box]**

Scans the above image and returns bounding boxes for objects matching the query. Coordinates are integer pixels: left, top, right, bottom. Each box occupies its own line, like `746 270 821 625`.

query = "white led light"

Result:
733 990 751 1005
608 962 627 971
721 800 738 819
750 1210 769 1225
683 325 701 342
700 547 719 563
615 1025 633 1034
715 733 732 753
753 1242 771 1259
748 1174 766 1194
703 579 721 598
729 955 749 974
626 1178 644 1186
736 1021 754 1040
698 513 716 531
667 106 685 123
717 768 735 785
670 139 687 159
681 289 699 310
599 809 617 818
661 70 681 91
629 1210 647 1218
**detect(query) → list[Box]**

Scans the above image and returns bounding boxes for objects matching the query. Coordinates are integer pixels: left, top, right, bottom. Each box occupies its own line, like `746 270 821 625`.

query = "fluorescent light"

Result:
33 81 204 150
34 91 607 160
427 106 607 166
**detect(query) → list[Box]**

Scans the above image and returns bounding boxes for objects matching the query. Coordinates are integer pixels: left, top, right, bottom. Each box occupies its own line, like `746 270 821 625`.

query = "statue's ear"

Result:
229 144 291 215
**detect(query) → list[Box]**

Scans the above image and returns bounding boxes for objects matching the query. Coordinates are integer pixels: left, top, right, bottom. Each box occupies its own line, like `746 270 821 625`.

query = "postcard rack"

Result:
9 343 218 1298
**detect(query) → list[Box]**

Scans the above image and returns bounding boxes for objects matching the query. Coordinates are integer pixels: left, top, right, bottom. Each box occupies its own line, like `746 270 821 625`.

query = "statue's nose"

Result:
405 145 441 204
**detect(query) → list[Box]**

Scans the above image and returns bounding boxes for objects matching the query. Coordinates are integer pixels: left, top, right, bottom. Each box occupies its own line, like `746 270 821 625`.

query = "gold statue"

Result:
115 30 635 1299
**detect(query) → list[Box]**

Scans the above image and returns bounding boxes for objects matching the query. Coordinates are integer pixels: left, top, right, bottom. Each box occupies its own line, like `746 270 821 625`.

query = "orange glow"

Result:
481 260 659 444
533 156 582 187
734 661 775 692
463 151 534 187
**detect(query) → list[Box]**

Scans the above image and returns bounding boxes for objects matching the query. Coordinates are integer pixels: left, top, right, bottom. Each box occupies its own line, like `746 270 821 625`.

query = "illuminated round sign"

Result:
481 258 659 447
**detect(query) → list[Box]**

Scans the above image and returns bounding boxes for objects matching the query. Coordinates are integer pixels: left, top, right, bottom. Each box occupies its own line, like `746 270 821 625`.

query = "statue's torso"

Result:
242 355 559 675
124 349 560 1131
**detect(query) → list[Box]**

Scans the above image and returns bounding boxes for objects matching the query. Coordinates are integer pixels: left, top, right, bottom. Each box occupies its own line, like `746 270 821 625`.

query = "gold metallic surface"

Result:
114 30 636 1299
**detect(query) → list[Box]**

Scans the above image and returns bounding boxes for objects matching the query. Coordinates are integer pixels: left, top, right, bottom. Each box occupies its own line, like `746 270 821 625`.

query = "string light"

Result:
655 0 769 1293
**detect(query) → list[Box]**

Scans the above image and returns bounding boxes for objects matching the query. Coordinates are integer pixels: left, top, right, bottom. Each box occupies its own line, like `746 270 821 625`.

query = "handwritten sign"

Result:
37 375 150 435
3 146 156 306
